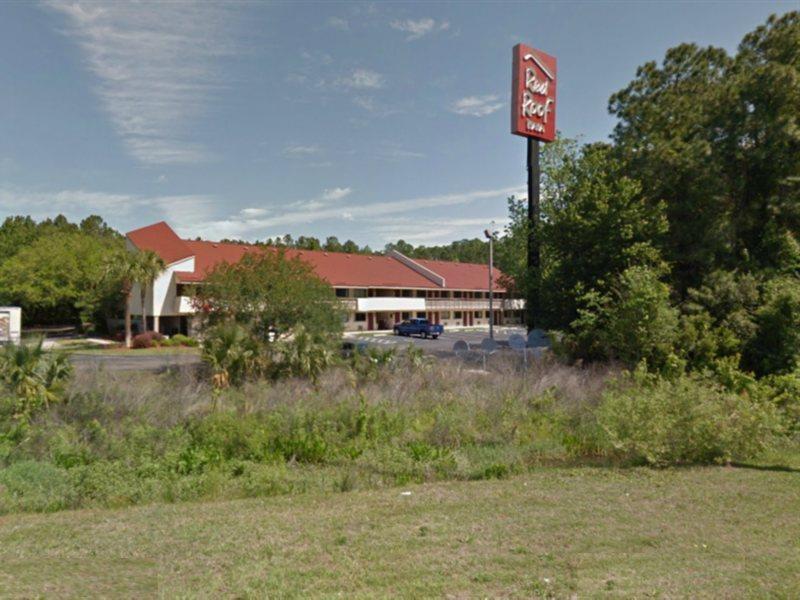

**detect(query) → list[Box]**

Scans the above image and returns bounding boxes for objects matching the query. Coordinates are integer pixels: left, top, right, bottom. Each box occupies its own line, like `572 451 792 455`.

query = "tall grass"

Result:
0 354 788 514
0 357 613 513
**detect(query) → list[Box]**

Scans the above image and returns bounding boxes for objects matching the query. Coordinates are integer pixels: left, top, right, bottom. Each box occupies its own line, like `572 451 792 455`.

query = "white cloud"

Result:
0 186 214 231
450 95 504 117
44 1 239 165
337 68 384 90
240 207 268 217
288 187 353 211
326 16 350 31
155 174 168 183
374 216 509 245
283 144 322 157
322 187 352 201
390 18 449 41
189 185 523 240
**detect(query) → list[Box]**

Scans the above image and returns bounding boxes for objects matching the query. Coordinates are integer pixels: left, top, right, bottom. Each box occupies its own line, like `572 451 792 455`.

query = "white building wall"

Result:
153 256 194 317
129 256 195 318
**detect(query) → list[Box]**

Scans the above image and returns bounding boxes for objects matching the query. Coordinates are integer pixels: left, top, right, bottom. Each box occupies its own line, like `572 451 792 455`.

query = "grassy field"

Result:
1 466 798 598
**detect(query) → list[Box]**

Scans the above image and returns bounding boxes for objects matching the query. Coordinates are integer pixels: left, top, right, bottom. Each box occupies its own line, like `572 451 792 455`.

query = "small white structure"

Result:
0 306 21 344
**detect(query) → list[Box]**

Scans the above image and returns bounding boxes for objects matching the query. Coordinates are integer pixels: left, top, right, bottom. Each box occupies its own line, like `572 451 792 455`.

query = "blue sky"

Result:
0 1 794 247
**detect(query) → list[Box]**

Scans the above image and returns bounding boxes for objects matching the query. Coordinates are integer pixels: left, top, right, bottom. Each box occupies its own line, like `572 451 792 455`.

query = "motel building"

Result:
126 222 525 335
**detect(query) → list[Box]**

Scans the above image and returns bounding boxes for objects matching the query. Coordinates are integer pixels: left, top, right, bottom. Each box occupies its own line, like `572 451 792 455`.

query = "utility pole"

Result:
526 137 540 332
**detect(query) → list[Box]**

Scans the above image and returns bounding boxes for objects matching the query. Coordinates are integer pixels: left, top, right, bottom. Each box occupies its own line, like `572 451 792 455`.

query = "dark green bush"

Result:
171 334 199 347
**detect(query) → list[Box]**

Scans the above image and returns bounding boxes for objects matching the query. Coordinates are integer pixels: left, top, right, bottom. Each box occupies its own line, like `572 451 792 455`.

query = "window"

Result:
335 288 348 297
416 312 426 318
354 313 366 322
454 311 462 318
484 311 490 318
402 289 412 297
402 312 410 319
416 290 426 297
454 291 462 298
474 311 481 318
440 311 451 319
352 289 367 298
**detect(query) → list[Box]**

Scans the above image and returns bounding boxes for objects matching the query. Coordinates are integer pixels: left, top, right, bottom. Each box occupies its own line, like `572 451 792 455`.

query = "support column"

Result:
153 315 160 333
527 137 541 331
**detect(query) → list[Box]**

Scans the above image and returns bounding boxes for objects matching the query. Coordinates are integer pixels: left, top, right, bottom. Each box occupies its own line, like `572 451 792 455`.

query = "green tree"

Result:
539 143 668 329
323 236 343 252
0 231 123 327
341 240 360 254
562 265 679 371
742 277 800 376
197 249 344 345
609 12 800 291
384 239 415 256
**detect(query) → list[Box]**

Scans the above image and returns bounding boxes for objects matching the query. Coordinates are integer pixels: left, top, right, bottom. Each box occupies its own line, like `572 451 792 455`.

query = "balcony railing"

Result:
178 295 525 315
425 298 491 311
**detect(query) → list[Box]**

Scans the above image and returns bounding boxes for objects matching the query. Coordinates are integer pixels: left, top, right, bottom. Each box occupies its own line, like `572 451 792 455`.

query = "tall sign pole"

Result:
527 137 540 328
511 43 557 332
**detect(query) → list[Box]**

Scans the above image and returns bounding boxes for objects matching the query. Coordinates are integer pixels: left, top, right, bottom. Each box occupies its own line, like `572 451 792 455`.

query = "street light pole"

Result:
485 224 496 340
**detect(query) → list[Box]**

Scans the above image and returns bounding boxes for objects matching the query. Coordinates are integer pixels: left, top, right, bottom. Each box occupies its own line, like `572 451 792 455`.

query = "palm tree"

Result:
104 249 164 348
0 337 72 417
104 252 136 348
135 250 165 334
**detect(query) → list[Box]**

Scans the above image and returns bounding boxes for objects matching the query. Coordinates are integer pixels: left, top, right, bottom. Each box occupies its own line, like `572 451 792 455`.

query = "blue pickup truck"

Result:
393 318 444 339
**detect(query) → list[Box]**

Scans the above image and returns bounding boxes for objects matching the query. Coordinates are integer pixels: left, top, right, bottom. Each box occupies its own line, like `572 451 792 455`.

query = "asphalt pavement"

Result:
67 326 545 372
346 326 544 357
69 352 202 373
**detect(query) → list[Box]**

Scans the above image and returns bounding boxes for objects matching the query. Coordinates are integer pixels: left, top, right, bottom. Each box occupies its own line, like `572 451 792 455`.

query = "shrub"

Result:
171 334 199 347
131 331 165 349
598 368 779 466
275 325 338 382
0 338 72 420
0 461 74 513
758 371 800 434
201 323 263 389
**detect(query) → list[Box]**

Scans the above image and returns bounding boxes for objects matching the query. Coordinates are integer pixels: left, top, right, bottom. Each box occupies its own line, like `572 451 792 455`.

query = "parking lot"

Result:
65 327 545 373
347 326 545 357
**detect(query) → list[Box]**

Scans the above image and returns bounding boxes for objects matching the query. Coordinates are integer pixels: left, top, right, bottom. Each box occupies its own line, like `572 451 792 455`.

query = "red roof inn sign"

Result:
511 44 557 141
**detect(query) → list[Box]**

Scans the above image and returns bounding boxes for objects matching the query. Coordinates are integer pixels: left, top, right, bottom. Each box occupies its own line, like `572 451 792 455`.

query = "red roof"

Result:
126 222 506 292
415 258 505 292
127 221 193 264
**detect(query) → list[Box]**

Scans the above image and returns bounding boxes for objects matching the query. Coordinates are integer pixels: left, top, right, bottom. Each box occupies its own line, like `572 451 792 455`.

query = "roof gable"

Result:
126 222 193 265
